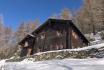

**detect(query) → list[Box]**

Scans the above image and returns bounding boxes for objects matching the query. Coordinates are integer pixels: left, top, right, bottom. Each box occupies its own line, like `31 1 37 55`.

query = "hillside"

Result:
1 56 104 70
0 32 104 70
0 43 104 70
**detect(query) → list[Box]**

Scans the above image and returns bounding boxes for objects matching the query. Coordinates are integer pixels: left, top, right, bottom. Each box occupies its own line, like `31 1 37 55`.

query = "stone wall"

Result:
6 46 104 62
31 50 89 61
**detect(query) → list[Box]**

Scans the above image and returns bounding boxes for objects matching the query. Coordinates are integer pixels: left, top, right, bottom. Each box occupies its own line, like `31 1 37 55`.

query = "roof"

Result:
18 18 89 45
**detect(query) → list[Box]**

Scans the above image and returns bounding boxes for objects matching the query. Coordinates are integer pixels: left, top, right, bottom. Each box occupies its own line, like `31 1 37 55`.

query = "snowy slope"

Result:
1 36 104 70
1 58 104 70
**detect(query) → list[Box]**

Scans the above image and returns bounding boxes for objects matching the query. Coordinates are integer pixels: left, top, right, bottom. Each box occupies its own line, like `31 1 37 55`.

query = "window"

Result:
57 31 60 36
40 34 45 39
72 30 78 39
56 31 62 36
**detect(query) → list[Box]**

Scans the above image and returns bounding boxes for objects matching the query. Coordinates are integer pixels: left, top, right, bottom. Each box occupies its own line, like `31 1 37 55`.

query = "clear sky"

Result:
0 0 83 31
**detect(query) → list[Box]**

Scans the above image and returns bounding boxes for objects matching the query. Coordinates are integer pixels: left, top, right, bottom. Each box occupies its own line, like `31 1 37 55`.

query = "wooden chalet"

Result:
18 19 89 57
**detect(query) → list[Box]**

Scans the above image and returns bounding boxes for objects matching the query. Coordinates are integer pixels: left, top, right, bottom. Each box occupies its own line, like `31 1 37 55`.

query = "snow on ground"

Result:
0 59 7 70
0 39 104 70
1 58 104 70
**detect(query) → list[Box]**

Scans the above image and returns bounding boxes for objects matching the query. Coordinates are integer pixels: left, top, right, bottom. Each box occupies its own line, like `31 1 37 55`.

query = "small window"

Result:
40 34 45 39
57 31 60 36
72 30 78 39
41 35 44 39
56 31 62 36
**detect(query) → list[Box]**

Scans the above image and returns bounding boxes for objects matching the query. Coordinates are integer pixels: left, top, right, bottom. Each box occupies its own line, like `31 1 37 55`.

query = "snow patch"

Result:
2 58 104 70
0 59 6 70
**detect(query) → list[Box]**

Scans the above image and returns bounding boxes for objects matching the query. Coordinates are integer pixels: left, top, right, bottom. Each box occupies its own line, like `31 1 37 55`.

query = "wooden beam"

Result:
66 22 72 49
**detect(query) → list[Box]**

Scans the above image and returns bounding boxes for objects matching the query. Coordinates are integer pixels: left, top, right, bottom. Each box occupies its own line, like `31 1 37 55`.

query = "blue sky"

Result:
0 0 83 31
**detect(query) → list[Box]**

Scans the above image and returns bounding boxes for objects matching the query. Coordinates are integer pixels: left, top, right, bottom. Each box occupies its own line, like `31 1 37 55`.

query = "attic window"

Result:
72 30 78 39
41 34 45 39
56 31 62 36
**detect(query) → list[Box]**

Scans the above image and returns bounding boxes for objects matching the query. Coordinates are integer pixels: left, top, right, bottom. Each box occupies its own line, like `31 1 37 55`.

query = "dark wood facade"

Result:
18 19 89 57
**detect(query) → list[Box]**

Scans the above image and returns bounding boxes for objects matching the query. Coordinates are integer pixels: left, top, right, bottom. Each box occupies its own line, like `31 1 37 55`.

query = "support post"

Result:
66 22 72 49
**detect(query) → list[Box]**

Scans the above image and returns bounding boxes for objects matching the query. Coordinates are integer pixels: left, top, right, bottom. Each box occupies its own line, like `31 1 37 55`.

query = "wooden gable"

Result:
18 19 89 57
